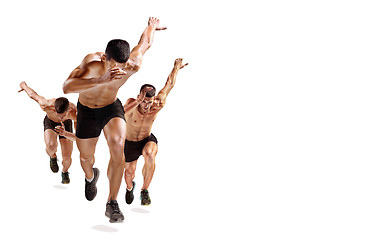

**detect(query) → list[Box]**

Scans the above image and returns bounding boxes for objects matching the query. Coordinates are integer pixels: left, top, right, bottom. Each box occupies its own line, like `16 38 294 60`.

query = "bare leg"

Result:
44 130 58 158
59 138 73 172
76 137 98 179
141 142 158 190
124 160 138 189
103 117 126 201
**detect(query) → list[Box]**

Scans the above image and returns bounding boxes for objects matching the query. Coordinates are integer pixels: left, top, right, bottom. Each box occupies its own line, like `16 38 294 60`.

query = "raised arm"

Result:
156 58 188 105
18 81 48 107
125 17 167 72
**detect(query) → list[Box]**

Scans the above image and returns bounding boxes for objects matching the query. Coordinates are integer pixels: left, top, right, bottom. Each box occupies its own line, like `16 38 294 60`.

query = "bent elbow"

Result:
62 82 71 94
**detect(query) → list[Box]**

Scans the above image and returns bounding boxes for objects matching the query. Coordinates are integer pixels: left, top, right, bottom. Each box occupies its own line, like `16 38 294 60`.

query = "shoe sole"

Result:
105 212 124 223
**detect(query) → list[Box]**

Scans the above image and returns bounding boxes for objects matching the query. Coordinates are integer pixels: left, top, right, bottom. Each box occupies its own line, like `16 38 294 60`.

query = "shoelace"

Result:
141 191 149 200
110 201 121 214
85 180 95 191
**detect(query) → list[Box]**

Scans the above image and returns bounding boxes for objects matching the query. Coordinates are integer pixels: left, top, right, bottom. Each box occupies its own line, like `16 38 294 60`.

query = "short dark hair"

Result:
105 39 130 63
140 84 156 97
55 97 69 114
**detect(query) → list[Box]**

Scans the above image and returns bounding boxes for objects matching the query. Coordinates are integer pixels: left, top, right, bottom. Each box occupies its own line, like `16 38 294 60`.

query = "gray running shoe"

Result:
105 200 125 223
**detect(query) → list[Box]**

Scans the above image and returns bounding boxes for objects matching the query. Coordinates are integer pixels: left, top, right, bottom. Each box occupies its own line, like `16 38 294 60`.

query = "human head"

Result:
55 97 69 120
139 84 156 113
105 39 130 63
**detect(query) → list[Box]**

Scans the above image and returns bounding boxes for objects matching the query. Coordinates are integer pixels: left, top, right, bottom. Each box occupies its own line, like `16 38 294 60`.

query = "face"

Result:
56 111 68 121
107 58 126 70
139 97 154 113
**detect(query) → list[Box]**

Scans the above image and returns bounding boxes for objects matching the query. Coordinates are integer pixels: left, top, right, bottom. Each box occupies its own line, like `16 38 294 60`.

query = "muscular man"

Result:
18 81 77 184
62 17 166 223
123 58 188 205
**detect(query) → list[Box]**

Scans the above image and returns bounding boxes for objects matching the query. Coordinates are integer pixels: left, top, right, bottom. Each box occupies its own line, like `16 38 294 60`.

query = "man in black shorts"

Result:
62 17 166 223
19 81 77 184
123 58 188 205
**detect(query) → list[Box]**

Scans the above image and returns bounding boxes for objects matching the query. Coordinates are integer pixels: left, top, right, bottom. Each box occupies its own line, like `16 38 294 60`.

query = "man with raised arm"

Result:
18 81 77 184
123 58 188 206
62 17 166 223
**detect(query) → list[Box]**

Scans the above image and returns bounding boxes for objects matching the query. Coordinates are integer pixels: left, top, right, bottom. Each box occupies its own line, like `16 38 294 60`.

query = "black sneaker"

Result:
85 168 99 201
125 181 136 204
61 172 70 184
140 189 151 206
105 200 125 223
50 156 59 173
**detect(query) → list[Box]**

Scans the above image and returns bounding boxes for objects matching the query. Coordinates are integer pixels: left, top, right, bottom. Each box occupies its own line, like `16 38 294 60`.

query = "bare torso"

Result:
77 52 136 108
125 98 162 141
42 99 77 123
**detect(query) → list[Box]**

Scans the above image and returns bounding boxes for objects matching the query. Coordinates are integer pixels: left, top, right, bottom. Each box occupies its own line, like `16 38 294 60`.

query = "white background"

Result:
1 0 387 239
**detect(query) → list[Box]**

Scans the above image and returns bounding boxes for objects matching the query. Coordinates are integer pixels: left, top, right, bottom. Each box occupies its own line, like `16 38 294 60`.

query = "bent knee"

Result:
80 154 93 163
108 136 125 152
46 142 58 151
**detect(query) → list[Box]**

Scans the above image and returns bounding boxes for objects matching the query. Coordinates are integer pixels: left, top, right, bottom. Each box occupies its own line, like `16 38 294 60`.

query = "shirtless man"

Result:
18 81 77 184
62 17 166 223
123 58 188 205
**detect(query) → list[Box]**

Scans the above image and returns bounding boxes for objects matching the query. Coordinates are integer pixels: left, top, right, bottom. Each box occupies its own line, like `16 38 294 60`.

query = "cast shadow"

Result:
53 185 68 190
92 225 119 232
131 207 150 214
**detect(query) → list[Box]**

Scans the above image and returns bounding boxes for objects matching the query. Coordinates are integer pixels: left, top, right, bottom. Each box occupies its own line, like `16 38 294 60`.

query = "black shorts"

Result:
124 134 158 162
43 115 73 139
76 99 125 139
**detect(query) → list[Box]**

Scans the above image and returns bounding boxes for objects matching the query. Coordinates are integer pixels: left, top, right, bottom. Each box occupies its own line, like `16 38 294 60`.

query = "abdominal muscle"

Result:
78 83 122 108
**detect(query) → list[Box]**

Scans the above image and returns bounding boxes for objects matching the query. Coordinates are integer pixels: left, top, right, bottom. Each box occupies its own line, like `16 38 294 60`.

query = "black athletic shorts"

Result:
43 115 73 139
76 99 125 139
124 134 158 162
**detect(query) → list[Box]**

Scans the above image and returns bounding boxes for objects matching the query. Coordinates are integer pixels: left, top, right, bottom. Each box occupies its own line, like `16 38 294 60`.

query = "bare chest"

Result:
126 110 157 128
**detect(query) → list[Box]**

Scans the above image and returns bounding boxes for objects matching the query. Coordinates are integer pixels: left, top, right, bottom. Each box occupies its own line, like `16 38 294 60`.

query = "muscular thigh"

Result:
76 137 99 158
103 117 126 147
59 138 73 157
142 141 158 160
44 129 58 146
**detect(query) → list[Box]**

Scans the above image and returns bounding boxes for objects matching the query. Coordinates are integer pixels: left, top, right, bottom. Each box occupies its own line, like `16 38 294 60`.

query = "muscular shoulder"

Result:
80 52 104 66
69 53 104 78
41 98 55 111
125 98 136 105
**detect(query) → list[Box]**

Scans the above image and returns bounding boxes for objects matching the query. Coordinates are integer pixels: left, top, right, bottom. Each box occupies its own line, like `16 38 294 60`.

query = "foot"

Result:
125 181 136 204
61 172 70 184
50 156 59 173
105 200 125 223
85 168 100 201
140 189 151 206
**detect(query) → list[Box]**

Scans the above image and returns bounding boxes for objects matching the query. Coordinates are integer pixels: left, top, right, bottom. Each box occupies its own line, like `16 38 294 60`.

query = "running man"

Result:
123 58 188 205
18 81 77 184
62 17 166 223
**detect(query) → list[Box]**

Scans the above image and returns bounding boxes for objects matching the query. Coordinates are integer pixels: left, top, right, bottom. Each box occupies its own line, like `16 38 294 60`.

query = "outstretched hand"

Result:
174 58 189 70
148 17 167 31
18 81 27 93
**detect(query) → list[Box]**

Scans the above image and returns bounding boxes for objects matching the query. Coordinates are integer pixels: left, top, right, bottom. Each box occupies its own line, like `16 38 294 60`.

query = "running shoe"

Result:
140 189 151 206
85 168 99 201
105 200 125 223
61 172 70 184
125 181 136 204
50 156 59 173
